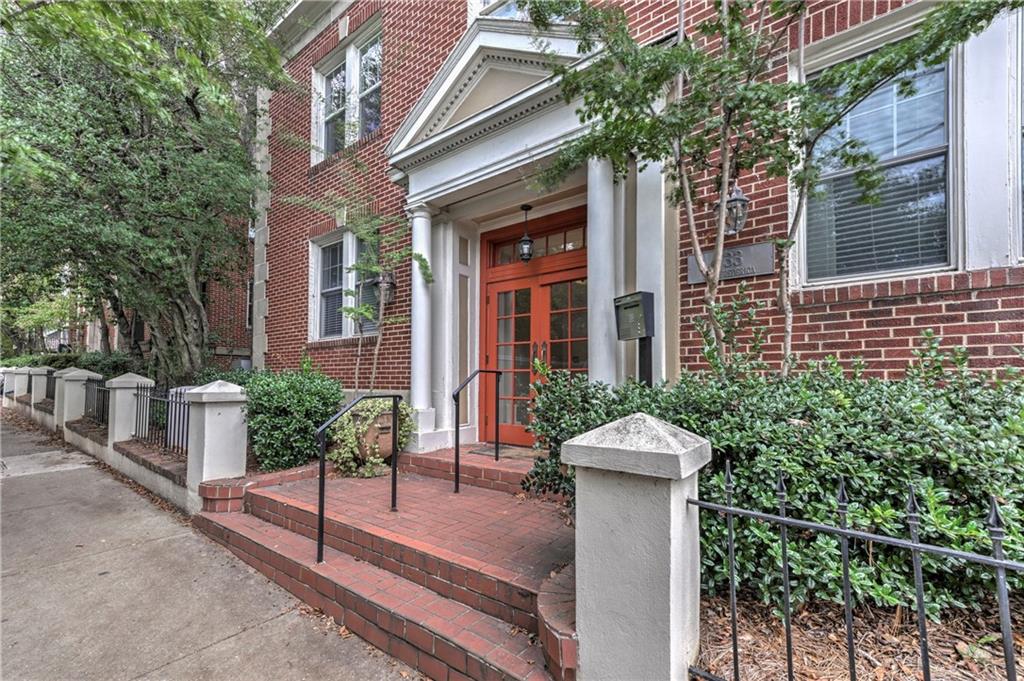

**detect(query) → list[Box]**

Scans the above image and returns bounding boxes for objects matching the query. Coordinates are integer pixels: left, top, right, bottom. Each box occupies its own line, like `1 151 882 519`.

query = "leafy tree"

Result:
527 0 1022 373
1 1 288 383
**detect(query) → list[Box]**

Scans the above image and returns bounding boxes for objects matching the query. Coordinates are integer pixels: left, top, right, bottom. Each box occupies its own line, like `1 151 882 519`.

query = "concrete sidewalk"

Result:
0 414 415 681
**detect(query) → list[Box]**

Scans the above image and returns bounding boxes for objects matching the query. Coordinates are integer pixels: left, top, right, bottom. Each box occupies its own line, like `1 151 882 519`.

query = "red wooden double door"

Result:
480 207 588 446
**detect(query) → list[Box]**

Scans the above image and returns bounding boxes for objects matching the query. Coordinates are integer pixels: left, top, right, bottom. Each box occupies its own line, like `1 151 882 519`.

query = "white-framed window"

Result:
308 232 379 340
805 62 951 283
311 27 382 165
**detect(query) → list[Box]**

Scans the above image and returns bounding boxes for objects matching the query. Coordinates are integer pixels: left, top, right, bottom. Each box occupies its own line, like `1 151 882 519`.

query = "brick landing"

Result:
398 447 537 495
197 472 574 681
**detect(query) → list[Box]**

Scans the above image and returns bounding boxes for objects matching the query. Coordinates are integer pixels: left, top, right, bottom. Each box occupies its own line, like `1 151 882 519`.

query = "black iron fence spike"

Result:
906 484 920 520
986 495 1005 535
724 459 733 490
775 470 786 497
837 476 849 508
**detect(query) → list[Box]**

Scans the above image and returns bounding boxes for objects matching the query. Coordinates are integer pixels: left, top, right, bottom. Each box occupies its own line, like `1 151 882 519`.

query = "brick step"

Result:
397 450 534 495
195 511 550 681
246 484 542 632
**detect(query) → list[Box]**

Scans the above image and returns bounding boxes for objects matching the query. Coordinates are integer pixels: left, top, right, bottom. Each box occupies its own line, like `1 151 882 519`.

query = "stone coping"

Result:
197 463 319 512
33 399 54 414
113 439 187 487
64 418 108 447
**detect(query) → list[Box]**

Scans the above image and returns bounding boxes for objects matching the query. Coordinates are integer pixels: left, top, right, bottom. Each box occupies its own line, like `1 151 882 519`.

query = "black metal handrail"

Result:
687 463 1021 681
451 369 502 494
314 393 403 563
44 370 56 400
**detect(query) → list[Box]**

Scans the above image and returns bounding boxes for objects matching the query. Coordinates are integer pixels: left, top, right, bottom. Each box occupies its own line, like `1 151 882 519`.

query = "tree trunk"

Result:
96 302 112 355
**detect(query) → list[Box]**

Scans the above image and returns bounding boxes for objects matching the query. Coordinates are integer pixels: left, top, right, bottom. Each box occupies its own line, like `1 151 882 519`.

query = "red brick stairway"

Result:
195 460 575 681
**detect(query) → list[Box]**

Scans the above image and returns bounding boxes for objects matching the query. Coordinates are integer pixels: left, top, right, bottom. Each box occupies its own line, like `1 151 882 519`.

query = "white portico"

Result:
387 16 680 451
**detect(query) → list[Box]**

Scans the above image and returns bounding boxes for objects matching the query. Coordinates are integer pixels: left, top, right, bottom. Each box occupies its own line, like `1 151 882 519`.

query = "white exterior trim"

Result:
307 229 367 342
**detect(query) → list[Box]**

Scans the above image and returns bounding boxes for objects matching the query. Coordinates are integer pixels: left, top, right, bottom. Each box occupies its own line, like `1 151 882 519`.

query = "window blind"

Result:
807 63 949 281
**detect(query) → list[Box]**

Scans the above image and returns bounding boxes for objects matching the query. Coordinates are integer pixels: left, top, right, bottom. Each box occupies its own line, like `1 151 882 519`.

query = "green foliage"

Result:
244 369 344 472
2 351 147 379
1 2 288 384
524 336 1024 616
193 366 260 388
327 400 414 477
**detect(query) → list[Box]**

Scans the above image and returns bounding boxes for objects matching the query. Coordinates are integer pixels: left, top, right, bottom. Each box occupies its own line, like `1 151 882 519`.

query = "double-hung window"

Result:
806 63 950 282
312 234 378 340
314 30 382 163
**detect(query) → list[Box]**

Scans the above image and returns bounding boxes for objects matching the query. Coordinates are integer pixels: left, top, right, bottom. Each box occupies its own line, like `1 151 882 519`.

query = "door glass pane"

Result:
515 345 531 368
571 279 587 308
498 345 514 369
550 313 568 340
496 244 513 265
515 401 529 424
571 340 588 369
515 289 531 314
551 283 569 310
498 318 512 342
499 400 513 424
514 371 530 396
500 374 514 396
550 342 568 369
515 317 530 341
571 310 587 338
498 291 512 315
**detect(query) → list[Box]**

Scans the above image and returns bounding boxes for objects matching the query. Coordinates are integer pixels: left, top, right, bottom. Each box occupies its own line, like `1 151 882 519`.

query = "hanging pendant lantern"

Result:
720 183 750 236
518 204 534 262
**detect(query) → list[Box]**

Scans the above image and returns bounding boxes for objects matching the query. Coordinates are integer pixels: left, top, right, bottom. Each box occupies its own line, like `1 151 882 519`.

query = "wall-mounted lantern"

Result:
376 271 396 306
719 183 750 236
517 204 534 262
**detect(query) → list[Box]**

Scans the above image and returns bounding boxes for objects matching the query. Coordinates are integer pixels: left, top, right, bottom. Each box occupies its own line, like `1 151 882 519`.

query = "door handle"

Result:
531 342 538 365
541 341 548 365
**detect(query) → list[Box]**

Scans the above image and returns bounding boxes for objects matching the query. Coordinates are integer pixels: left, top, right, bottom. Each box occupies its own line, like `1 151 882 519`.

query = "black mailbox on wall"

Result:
614 291 655 340
614 291 655 385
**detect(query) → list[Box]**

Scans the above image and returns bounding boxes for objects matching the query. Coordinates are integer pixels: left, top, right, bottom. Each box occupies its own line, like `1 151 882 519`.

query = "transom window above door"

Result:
493 224 585 265
312 28 382 163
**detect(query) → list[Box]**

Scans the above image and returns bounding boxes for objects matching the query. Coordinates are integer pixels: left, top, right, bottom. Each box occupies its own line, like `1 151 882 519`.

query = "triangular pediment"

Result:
387 17 581 160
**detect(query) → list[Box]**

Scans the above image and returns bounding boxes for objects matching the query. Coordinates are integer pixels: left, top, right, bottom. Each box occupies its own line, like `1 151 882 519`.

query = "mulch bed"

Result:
696 594 1023 680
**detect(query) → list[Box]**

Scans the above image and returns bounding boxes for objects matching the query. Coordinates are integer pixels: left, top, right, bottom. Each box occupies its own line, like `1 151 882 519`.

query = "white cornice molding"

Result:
385 17 582 159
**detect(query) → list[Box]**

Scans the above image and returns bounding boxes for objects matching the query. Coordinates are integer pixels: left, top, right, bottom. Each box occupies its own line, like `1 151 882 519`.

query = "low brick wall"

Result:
112 440 186 487
197 464 319 513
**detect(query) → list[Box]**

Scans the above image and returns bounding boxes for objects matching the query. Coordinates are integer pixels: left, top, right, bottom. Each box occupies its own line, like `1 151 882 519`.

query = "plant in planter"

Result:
327 399 414 477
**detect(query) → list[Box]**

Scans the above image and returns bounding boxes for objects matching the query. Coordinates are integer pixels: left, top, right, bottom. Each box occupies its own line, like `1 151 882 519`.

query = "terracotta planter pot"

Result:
360 412 395 461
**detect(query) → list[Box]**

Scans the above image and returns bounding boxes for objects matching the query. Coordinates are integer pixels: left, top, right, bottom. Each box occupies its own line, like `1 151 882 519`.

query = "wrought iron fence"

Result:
133 385 190 456
44 370 56 400
687 463 1022 681
83 379 109 425
26 371 33 396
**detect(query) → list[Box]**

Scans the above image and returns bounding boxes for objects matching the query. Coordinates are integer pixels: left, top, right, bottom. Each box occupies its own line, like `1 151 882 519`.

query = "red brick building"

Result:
256 0 1024 450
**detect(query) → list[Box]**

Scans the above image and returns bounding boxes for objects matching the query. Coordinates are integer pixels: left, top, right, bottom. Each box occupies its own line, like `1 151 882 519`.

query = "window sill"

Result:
793 266 1024 307
308 129 384 178
306 335 379 350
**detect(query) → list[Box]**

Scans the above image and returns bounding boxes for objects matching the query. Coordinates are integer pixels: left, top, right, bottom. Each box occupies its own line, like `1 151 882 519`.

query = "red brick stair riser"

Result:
194 512 551 681
197 464 319 513
398 452 528 495
244 488 539 632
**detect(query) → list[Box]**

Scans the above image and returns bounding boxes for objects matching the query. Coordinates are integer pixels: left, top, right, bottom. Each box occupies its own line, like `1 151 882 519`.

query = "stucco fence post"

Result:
27 366 54 427
185 381 248 513
106 373 155 448
1 367 16 407
10 368 31 414
561 413 712 681
60 370 102 426
52 366 83 431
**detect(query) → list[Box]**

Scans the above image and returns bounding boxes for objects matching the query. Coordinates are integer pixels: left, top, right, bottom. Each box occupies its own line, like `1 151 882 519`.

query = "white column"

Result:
408 202 435 431
562 413 711 681
53 366 82 430
106 372 154 446
186 381 248 511
61 370 102 425
587 157 618 384
636 161 670 382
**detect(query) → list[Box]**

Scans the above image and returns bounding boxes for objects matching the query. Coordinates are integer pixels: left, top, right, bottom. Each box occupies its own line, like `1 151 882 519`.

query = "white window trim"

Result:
308 230 375 341
1013 8 1024 262
789 3 965 290
310 19 382 166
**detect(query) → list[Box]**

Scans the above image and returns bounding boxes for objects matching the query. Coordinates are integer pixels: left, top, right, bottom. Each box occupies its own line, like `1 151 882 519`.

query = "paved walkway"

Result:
0 414 414 681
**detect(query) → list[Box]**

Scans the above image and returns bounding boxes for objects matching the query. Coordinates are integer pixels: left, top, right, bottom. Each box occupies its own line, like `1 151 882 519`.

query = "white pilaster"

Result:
186 381 248 513
61 370 102 425
587 157 618 385
408 202 436 432
562 413 711 681
53 366 82 430
106 372 154 446
636 161 670 382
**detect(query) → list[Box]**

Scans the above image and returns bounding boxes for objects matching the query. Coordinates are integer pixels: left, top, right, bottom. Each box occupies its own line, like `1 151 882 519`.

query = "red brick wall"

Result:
676 0 1024 378
264 0 467 389
206 255 253 368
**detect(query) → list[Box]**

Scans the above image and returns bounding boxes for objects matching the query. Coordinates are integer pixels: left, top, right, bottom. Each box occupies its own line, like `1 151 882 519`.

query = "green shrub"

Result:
244 368 344 471
193 366 259 387
2 351 147 379
524 335 1024 615
327 399 414 477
